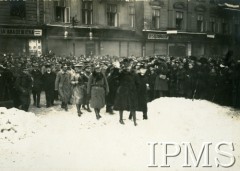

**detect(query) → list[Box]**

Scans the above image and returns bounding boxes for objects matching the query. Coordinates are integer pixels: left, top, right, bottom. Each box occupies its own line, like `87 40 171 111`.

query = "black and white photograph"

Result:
0 0 240 170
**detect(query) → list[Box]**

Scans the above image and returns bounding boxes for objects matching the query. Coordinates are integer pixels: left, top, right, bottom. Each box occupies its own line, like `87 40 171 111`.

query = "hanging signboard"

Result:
148 33 169 40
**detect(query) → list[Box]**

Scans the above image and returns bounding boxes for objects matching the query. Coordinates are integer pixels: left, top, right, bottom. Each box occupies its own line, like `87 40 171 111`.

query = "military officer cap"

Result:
74 63 84 67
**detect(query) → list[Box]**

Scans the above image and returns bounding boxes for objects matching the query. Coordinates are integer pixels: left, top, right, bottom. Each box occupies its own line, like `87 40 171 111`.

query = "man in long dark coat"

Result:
42 64 56 107
105 65 120 114
0 65 14 108
114 59 139 126
145 64 156 102
154 60 169 98
135 65 148 120
31 63 43 108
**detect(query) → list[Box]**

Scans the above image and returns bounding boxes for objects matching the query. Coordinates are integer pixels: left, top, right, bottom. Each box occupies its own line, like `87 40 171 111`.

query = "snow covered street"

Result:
0 97 240 171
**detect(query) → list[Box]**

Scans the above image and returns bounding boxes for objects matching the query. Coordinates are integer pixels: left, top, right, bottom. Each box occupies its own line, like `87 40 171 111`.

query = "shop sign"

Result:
170 34 206 40
0 28 42 36
148 33 169 40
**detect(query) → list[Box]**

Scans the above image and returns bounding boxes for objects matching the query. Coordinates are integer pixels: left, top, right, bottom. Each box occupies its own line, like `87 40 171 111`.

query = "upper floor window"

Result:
209 17 216 33
233 17 239 35
176 11 183 30
54 1 70 23
82 0 93 25
234 24 239 35
10 0 26 19
107 4 118 27
222 19 228 34
129 6 135 28
152 9 160 29
197 15 204 32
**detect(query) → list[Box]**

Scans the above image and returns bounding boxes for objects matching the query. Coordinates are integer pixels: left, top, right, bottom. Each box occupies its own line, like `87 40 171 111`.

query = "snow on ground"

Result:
0 95 240 171
0 107 38 143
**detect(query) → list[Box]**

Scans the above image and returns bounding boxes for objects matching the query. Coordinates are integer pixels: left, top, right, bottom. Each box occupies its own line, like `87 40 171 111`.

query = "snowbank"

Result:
0 107 37 143
0 97 239 171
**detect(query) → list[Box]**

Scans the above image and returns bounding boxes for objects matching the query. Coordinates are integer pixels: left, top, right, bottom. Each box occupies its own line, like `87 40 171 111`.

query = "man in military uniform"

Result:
15 66 33 112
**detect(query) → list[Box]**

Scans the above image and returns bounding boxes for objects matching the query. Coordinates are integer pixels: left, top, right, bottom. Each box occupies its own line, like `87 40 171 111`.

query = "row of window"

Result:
153 11 239 34
55 2 135 27
8 0 239 34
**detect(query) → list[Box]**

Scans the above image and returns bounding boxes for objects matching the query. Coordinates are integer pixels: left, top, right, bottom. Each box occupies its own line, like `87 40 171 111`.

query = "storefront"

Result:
45 25 142 57
0 26 43 56
143 30 230 57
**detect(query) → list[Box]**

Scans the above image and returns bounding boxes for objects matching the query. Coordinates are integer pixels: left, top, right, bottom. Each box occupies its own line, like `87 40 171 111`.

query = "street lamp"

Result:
64 30 68 39
89 27 93 40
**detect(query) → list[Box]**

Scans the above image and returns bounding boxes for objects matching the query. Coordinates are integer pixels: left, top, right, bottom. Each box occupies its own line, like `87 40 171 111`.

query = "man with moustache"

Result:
42 63 56 108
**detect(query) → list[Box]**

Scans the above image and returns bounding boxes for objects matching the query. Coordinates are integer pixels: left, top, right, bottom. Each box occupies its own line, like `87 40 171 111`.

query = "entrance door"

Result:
85 42 95 58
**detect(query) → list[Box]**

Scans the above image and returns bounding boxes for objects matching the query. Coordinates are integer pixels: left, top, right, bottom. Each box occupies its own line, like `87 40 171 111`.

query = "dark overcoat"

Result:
106 67 120 106
154 62 169 91
114 70 139 111
136 73 148 113
42 72 56 91
31 69 43 92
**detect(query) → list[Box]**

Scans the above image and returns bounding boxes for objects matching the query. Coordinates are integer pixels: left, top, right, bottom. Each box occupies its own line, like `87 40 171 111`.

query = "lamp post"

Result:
89 27 93 41
71 15 78 56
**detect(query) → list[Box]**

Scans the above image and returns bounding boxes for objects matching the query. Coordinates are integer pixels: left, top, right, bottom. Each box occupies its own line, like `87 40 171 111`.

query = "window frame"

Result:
129 5 135 28
176 11 183 30
54 2 71 24
197 14 204 32
209 17 216 33
152 8 160 29
107 4 118 27
222 19 228 34
10 0 26 19
82 0 93 25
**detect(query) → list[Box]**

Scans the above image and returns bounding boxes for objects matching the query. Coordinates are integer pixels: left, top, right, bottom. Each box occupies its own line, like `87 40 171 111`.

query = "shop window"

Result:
129 6 135 28
197 15 204 32
107 4 118 27
82 0 93 25
152 9 160 29
10 0 26 18
209 17 216 33
176 11 183 30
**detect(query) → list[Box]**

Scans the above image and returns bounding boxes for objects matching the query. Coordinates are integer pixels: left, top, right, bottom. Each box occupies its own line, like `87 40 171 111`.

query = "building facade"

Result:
0 0 44 56
44 0 142 57
141 0 240 57
0 0 239 58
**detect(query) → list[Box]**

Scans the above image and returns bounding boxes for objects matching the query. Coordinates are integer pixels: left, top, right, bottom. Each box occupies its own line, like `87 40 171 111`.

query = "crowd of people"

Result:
0 51 240 126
